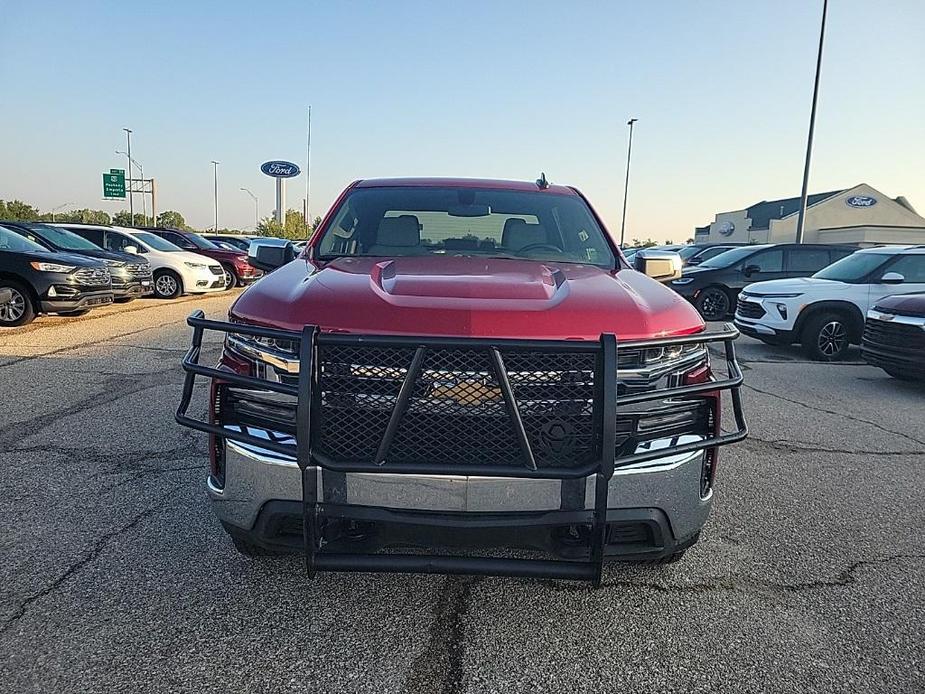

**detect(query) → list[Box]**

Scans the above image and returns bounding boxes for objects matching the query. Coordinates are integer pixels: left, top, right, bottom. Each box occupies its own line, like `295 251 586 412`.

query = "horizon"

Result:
1 1 923 243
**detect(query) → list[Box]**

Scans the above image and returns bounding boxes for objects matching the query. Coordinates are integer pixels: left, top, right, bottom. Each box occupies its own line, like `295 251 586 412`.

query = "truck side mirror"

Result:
248 238 296 272
634 250 682 282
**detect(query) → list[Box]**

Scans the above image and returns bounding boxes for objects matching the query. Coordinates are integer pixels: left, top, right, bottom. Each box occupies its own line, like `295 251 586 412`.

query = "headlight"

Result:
30 262 76 273
671 277 695 285
184 261 206 269
753 293 802 299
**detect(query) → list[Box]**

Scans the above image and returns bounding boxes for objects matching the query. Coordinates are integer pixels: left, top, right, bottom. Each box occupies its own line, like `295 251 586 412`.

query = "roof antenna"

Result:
536 172 549 190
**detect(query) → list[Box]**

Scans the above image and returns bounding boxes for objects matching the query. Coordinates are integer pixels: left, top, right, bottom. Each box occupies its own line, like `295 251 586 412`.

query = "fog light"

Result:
197 280 209 287
47 285 57 298
775 303 788 319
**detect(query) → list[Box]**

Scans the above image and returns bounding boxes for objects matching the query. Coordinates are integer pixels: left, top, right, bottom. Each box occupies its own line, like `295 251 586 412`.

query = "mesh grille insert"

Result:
315 344 599 470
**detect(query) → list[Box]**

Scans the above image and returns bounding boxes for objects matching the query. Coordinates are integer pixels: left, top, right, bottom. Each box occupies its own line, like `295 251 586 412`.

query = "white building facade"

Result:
695 184 925 247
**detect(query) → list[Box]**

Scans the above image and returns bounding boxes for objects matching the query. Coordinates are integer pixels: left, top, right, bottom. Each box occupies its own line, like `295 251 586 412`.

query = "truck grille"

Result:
315 345 600 469
736 297 765 319
73 267 111 287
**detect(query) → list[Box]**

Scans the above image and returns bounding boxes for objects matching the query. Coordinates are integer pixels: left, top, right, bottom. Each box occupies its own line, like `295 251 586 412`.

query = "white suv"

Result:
58 224 227 299
734 246 925 360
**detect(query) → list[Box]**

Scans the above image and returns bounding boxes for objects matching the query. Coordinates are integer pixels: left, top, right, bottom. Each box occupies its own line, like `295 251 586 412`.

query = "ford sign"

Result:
718 221 736 237
846 195 877 208
260 160 301 178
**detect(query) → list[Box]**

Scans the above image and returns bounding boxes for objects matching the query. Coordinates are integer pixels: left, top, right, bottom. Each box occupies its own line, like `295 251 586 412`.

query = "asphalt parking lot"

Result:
1 294 923 694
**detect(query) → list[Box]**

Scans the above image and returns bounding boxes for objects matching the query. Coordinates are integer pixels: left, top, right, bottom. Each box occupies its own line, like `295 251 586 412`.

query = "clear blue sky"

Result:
1 0 923 241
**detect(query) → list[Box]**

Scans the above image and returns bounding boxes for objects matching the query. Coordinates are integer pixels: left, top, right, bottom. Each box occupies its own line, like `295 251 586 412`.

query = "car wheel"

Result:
220 264 237 289
695 287 731 321
153 270 183 299
0 281 36 327
801 312 851 361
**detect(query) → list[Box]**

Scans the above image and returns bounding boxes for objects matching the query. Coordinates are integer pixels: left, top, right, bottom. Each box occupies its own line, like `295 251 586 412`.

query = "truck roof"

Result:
354 177 578 196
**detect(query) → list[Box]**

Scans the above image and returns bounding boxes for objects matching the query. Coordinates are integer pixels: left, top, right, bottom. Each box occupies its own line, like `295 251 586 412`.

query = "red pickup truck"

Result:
177 177 747 584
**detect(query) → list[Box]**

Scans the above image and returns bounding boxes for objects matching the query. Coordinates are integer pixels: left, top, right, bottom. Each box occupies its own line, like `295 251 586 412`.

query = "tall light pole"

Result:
619 118 638 247
51 202 74 222
116 150 145 225
240 187 258 230
211 161 220 232
123 128 134 221
305 105 312 229
795 0 829 245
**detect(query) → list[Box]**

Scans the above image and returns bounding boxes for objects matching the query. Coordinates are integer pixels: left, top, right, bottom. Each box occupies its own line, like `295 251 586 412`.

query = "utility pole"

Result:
211 161 220 232
619 118 638 247
116 150 145 225
305 105 312 227
123 128 134 221
795 0 828 245
240 187 258 230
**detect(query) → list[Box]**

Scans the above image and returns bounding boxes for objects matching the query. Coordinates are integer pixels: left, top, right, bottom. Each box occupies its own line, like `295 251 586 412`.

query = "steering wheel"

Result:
515 243 565 255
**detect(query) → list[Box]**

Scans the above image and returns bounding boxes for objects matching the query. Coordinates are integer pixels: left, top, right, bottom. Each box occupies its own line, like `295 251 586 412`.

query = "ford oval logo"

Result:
260 160 301 178
718 221 736 237
846 195 877 208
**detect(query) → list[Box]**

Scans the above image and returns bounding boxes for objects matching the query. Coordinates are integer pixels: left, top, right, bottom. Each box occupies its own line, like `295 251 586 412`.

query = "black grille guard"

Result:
176 311 747 584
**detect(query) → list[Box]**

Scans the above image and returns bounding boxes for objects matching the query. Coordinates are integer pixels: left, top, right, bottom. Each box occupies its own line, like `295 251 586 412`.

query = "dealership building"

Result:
694 183 925 247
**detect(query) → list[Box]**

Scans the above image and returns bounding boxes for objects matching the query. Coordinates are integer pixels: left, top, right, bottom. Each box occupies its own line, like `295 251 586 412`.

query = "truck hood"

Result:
743 277 848 294
230 256 704 341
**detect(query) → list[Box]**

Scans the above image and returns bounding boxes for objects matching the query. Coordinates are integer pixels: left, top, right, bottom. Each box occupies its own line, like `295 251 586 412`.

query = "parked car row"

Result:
643 240 925 378
0 221 261 327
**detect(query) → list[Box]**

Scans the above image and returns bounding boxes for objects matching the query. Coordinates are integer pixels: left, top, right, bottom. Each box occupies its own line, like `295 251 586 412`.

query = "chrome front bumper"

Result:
208 429 714 543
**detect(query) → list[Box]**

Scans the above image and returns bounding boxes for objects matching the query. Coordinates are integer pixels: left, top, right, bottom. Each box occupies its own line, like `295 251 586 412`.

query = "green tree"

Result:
156 210 189 229
257 209 309 240
47 209 111 224
112 211 147 226
0 199 40 221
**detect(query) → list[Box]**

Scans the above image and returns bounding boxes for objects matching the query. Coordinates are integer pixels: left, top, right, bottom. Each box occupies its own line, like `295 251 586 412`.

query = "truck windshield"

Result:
813 252 888 282
316 186 616 268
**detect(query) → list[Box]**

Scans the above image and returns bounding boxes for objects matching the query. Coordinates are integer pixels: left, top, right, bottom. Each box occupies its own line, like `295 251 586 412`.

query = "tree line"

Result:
0 199 321 239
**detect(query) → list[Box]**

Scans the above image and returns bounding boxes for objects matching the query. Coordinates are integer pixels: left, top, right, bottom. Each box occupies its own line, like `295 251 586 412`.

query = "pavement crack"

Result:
0 491 177 636
743 382 925 447
403 575 480 694
544 553 925 596
743 435 925 457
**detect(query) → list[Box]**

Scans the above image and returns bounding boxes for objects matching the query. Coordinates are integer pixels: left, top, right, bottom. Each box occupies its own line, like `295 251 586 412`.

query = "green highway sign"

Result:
103 169 126 198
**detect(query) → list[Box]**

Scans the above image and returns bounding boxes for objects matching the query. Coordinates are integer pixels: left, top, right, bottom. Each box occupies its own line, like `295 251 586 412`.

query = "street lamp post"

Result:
619 118 638 247
795 0 829 245
211 161 220 233
116 150 145 225
123 128 134 222
51 202 74 222
240 188 258 231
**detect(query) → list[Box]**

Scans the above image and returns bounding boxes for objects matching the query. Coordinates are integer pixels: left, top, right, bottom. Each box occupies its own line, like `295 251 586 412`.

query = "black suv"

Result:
669 243 857 320
0 224 113 326
2 221 153 302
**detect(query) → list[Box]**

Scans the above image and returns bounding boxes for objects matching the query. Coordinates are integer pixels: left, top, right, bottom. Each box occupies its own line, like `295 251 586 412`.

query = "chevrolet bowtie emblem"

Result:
431 381 502 406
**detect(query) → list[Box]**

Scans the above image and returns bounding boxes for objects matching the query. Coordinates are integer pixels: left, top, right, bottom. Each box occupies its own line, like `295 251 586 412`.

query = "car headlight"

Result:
30 262 76 273
184 261 207 269
753 293 802 299
671 277 695 285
